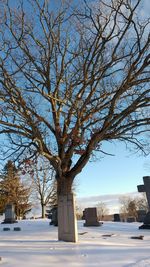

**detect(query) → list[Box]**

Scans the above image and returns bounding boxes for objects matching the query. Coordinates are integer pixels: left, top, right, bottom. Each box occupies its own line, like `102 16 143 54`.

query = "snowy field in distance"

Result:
0 218 150 267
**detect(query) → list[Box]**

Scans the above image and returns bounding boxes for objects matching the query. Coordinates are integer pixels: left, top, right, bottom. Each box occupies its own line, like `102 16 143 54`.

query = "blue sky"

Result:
76 141 150 197
76 141 150 213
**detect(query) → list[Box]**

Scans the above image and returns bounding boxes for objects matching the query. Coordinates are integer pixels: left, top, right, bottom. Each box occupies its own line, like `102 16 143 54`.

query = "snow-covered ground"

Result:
0 218 150 267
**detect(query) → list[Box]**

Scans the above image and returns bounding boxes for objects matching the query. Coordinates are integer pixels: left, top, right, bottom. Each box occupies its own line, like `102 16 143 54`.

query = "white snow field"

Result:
0 219 150 267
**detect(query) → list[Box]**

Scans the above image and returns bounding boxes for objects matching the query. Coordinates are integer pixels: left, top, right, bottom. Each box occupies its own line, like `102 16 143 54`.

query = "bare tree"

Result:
0 0 150 241
97 201 109 221
119 194 148 220
21 156 57 219
136 192 149 211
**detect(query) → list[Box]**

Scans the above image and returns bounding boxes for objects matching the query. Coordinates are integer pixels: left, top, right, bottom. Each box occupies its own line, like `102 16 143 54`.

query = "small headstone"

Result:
127 217 136 223
13 227 21 231
113 213 121 222
83 207 101 227
3 227 10 231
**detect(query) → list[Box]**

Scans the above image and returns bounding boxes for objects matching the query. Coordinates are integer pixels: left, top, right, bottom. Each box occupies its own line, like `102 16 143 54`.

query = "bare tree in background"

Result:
97 201 109 221
0 0 150 241
27 156 57 219
119 194 148 220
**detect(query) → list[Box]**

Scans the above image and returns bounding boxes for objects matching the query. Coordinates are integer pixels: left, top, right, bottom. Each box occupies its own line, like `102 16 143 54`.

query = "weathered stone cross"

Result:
137 176 150 210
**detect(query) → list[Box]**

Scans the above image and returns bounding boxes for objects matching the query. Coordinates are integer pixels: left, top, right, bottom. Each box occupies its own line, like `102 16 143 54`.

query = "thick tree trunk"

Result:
41 204 45 219
57 177 78 242
57 176 73 195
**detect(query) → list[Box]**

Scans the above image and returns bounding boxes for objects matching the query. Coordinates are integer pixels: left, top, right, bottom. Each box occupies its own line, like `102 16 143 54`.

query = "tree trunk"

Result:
57 176 73 195
41 204 45 219
57 177 78 242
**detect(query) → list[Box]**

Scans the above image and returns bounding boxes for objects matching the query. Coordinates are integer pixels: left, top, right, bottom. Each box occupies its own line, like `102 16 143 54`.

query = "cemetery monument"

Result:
1 204 17 224
137 176 150 229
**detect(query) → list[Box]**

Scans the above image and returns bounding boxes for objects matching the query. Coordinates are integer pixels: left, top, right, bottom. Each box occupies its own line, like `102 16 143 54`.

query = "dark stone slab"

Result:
13 227 21 231
113 214 121 222
83 208 101 227
139 212 150 229
127 217 136 223
137 210 146 222
3 227 10 231
137 185 145 192
143 211 150 224
139 224 150 229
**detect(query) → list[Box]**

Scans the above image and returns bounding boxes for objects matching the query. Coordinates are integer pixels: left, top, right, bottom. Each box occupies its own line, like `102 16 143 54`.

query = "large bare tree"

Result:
0 0 150 241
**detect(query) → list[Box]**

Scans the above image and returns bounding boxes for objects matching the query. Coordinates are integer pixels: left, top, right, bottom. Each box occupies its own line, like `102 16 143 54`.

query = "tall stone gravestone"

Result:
137 176 150 229
83 207 101 227
2 204 17 224
58 193 78 242
114 213 121 222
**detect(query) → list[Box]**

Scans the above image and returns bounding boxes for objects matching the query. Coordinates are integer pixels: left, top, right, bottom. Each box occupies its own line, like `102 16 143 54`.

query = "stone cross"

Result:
137 176 150 210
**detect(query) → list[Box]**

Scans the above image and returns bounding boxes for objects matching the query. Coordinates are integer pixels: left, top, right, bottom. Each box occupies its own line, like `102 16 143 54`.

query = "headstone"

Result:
13 227 21 231
3 227 10 231
137 176 150 229
58 193 78 242
82 209 85 220
83 207 101 227
113 213 121 222
1 204 17 224
49 206 58 226
137 210 147 222
127 217 136 223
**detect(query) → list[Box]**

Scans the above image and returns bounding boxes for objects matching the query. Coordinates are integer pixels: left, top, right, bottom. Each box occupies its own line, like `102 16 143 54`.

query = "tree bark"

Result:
41 204 45 219
57 176 73 195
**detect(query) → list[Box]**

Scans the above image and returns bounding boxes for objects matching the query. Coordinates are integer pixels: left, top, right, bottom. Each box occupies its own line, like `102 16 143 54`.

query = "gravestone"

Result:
49 206 58 226
58 193 78 242
137 210 147 222
2 204 17 224
83 207 101 227
127 217 136 223
137 176 150 229
113 213 121 222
